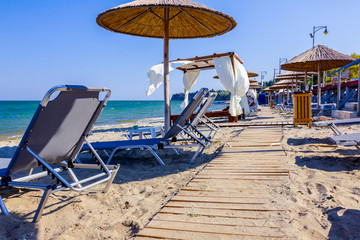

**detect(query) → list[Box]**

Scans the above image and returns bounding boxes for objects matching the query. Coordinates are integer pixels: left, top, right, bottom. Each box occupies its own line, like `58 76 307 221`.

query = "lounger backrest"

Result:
163 88 207 139
5 85 110 174
191 92 217 126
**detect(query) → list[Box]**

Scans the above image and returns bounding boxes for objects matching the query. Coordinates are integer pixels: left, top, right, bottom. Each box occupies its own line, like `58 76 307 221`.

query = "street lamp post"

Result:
279 58 287 74
260 71 267 88
273 68 278 84
310 26 328 48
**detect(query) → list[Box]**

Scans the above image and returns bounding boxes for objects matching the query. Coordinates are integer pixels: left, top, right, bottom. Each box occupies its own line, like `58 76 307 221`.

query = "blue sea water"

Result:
0 100 226 140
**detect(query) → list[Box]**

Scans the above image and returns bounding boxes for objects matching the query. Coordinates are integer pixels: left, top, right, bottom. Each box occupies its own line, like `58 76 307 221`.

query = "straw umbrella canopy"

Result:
97 0 236 131
281 45 355 108
248 78 258 83
276 71 315 78
249 83 260 89
246 70 258 77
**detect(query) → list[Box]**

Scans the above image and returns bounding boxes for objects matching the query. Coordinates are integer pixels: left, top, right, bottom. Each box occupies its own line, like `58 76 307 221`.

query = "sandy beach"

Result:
1 106 360 239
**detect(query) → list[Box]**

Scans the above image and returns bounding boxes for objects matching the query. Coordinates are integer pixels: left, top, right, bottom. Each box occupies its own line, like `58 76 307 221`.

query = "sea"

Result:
0 100 226 140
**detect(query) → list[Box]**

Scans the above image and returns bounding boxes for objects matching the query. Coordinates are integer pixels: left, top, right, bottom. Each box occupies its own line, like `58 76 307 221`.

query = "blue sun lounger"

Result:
0 85 119 222
82 88 212 166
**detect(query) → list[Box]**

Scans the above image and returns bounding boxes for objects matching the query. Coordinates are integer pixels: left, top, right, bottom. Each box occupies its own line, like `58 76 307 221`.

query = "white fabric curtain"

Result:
248 89 259 108
146 60 191 96
180 70 201 109
240 95 250 115
214 56 249 116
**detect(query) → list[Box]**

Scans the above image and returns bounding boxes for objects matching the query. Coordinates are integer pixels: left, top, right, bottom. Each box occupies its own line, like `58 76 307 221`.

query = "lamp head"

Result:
324 27 328 35
310 33 313 38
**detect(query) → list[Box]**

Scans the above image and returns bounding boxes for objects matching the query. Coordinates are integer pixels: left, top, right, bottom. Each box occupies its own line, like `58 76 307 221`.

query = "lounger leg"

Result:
67 168 83 188
33 187 52 222
0 196 10 216
189 146 204 165
146 147 165 166
103 167 119 193
172 148 180 155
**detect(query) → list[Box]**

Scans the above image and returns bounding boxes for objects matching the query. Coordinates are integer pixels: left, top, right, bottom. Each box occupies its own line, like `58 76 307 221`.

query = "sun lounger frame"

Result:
0 85 119 222
84 88 212 166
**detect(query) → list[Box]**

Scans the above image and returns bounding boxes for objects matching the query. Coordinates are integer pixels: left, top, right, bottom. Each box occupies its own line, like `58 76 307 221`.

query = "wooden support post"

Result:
358 63 360 116
163 7 170 132
337 71 341 110
317 65 321 110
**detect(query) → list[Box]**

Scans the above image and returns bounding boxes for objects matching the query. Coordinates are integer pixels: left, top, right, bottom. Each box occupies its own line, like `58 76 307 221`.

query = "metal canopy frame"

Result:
171 52 243 72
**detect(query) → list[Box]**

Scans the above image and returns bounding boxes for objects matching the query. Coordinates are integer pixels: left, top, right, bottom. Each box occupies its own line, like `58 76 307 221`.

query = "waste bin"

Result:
293 93 312 127
270 100 274 108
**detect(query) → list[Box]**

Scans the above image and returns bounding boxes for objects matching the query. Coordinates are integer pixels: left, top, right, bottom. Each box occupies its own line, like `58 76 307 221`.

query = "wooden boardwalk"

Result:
136 126 290 239
218 121 294 128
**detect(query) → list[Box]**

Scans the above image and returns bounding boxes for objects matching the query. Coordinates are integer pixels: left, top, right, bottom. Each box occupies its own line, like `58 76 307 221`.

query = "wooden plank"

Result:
153 214 280 229
181 186 251 192
204 166 285 169
202 168 288 171
171 195 266 204
196 173 289 177
158 207 272 219
201 168 288 172
144 220 285 238
176 191 270 199
136 227 285 240
166 201 287 211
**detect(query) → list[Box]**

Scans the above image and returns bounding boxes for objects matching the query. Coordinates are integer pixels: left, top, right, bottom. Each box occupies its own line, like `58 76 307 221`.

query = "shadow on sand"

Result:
0 141 222 238
295 155 360 172
327 207 360 240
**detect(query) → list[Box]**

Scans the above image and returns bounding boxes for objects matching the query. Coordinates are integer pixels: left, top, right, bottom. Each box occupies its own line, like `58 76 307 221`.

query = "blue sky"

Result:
0 0 359 100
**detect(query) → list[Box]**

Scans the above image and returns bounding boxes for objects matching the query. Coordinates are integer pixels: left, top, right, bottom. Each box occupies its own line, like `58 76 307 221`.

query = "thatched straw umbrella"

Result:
97 0 236 131
275 72 309 92
247 70 258 77
281 45 354 109
272 80 304 104
249 83 260 89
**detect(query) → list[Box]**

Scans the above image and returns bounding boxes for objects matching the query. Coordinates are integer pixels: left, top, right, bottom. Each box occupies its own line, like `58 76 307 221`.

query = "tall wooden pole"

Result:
163 8 170 132
337 71 341 109
358 63 360 116
317 64 321 109
305 71 308 91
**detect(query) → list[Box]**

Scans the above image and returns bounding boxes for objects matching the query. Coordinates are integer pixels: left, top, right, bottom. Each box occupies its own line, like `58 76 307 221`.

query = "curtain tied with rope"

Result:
214 56 249 116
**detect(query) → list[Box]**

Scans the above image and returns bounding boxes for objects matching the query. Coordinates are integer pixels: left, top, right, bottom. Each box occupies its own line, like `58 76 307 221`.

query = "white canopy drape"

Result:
180 70 201 109
248 89 258 108
146 60 191 96
240 95 250 115
214 56 249 116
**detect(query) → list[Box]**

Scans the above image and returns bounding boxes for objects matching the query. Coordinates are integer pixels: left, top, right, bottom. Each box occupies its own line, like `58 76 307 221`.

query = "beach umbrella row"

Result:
281 45 354 109
97 0 236 131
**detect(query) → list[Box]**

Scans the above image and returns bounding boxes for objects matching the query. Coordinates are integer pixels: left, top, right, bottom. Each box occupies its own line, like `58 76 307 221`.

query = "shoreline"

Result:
0 116 165 141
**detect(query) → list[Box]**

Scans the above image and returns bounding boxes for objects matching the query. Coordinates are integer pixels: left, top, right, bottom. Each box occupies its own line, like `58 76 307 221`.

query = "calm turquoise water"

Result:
0 100 225 139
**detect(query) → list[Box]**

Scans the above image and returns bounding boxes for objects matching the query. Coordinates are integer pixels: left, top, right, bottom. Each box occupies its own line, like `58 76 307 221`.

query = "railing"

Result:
327 58 360 113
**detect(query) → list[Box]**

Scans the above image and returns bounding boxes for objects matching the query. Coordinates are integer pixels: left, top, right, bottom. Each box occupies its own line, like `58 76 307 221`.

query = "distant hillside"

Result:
171 90 230 101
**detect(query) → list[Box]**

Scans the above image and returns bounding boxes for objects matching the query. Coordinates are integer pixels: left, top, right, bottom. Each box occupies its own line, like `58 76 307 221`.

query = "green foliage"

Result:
349 53 359 79
326 52 359 82
171 89 231 101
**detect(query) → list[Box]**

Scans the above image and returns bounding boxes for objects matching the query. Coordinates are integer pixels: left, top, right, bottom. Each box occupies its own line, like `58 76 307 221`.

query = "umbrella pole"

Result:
163 7 170 132
317 64 321 110
291 79 294 102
